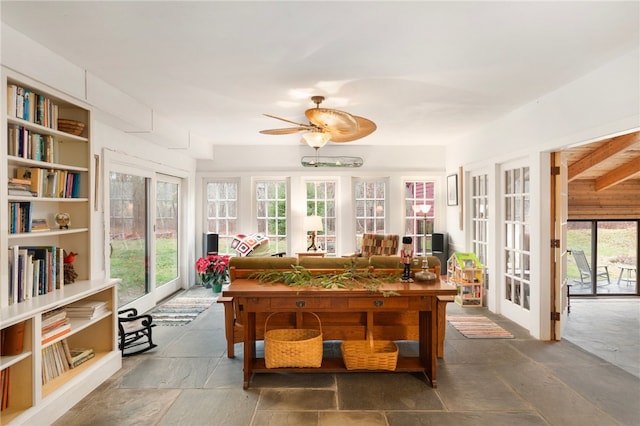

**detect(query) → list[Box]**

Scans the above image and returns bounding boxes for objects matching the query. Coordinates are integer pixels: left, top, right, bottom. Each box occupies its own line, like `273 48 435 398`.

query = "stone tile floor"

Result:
54 295 640 426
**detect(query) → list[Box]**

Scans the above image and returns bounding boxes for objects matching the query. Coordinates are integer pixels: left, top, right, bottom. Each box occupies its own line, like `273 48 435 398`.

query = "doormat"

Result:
446 315 514 339
151 287 217 326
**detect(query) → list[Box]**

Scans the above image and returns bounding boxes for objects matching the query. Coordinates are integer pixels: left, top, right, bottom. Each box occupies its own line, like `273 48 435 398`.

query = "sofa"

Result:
217 255 453 359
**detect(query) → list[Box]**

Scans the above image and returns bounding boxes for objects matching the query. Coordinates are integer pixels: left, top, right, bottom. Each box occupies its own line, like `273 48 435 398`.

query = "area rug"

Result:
151 287 217 326
446 315 514 339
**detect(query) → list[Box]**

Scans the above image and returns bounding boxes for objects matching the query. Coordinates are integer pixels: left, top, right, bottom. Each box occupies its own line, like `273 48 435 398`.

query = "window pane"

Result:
255 180 288 253
205 181 238 254
155 180 178 288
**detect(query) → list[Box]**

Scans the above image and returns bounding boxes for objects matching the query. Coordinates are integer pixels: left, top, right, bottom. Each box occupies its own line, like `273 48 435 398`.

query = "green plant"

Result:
249 260 401 296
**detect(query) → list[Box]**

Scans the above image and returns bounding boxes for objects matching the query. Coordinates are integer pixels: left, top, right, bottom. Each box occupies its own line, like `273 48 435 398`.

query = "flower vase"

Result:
212 282 223 293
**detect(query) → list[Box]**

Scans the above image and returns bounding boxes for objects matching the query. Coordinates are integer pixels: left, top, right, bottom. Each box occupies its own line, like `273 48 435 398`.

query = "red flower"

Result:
195 254 230 284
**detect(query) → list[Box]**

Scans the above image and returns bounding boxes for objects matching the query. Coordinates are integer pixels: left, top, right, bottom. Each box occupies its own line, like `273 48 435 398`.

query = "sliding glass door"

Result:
568 220 638 296
108 162 184 311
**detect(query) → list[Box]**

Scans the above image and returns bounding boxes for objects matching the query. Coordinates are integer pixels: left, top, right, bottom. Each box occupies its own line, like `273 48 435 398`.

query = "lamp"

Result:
304 215 323 252
412 204 432 256
302 131 330 149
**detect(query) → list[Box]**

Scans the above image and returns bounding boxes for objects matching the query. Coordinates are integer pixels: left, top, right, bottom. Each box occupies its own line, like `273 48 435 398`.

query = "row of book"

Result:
7 84 59 129
8 201 32 234
7 245 64 305
42 340 94 385
14 167 81 199
7 124 57 163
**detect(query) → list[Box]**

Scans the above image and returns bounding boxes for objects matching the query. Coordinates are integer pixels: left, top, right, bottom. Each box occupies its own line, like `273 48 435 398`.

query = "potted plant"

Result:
195 254 230 293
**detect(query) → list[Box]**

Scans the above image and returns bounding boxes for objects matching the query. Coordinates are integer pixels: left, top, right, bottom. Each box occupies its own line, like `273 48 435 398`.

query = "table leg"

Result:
419 306 437 388
242 311 256 389
617 268 624 286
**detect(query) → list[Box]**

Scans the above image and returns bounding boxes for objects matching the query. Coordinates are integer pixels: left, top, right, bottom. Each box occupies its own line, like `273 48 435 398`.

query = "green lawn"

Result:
110 238 178 305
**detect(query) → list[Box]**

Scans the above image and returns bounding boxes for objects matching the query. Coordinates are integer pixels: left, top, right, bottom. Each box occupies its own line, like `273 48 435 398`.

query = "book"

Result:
41 323 71 345
0 322 26 356
69 347 95 368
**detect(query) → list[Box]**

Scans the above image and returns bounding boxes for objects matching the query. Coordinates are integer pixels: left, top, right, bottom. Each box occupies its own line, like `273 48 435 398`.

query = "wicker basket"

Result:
341 331 398 371
57 119 85 136
264 312 323 368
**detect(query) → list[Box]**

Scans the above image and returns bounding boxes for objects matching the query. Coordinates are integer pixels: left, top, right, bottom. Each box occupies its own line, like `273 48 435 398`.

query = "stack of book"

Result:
66 300 108 320
8 177 34 197
41 308 70 345
65 346 95 369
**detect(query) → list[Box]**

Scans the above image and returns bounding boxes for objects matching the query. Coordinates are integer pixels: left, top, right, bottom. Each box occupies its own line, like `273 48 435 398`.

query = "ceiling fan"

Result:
259 95 377 148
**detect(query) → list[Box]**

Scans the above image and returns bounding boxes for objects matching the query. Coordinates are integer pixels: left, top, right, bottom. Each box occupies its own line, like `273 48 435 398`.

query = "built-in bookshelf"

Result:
1 68 120 425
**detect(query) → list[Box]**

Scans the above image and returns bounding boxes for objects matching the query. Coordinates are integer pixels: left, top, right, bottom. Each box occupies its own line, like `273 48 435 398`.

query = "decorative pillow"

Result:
231 233 270 257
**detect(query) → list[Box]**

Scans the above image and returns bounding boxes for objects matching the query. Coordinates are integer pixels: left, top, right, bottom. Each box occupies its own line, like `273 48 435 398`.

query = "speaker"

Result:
432 233 447 253
204 233 219 255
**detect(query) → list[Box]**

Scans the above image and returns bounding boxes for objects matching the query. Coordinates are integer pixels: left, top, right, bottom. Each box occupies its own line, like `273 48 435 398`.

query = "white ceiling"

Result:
1 1 638 158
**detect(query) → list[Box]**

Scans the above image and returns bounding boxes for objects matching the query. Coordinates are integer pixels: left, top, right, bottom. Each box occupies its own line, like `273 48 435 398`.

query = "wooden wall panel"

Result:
568 179 640 219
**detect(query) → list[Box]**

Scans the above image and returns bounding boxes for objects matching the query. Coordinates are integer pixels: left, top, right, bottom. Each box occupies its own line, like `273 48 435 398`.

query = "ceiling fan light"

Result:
302 131 331 148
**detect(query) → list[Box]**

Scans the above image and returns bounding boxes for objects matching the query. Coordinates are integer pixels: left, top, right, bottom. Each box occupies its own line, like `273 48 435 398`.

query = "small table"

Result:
223 279 456 389
616 265 637 286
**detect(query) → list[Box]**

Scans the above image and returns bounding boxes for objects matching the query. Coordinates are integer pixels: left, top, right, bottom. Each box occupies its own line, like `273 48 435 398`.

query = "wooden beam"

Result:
595 156 640 191
568 132 640 181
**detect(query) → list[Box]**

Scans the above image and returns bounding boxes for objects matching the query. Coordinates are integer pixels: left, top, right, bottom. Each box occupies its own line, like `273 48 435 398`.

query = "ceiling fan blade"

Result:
305 108 358 135
263 113 314 128
259 127 309 135
329 116 377 143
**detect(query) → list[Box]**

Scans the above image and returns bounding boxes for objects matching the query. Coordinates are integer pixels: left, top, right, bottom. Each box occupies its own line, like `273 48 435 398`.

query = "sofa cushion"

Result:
360 234 399 257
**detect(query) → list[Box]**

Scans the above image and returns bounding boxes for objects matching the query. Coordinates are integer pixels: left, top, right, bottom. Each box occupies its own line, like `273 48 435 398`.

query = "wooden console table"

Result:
223 279 456 389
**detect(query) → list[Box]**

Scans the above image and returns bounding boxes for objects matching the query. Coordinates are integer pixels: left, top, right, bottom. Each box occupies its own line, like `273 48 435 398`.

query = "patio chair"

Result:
572 249 610 287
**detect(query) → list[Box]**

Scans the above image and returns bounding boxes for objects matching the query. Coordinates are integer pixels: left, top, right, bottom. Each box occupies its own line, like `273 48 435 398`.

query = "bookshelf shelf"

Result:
8 155 89 172
8 228 89 240
2 69 120 425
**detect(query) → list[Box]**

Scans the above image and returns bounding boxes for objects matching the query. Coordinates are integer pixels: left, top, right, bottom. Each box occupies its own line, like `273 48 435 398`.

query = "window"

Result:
354 179 387 245
306 180 337 256
255 179 288 253
404 180 435 256
205 181 238 254
471 174 489 290
504 166 530 310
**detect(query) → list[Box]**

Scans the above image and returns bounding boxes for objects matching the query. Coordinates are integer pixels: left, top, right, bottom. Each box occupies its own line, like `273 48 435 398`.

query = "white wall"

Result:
446 48 640 338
